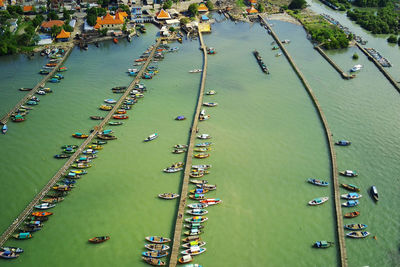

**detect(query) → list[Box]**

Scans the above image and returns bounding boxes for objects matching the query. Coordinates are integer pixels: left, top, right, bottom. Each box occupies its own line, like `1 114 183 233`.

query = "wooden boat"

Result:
346 231 370 238
341 183 360 192
71 163 91 168
31 211 53 217
189 172 204 178
344 211 360 218
63 147 76 154
341 193 362 200
97 134 117 140
370 185 379 201
65 172 81 179
26 100 38 105
34 203 55 210
187 203 208 209
41 197 64 204
344 224 367 230
190 179 208 185
339 170 358 177
202 102 218 107
182 241 206 249
28 216 48 222
195 142 212 147
142 257 165 266
113 114 128 120
185 216 208 223
335 140 351 146
158 193 179 199
61 145 78 149
92 141 107 145
72 133 88 139
90 116 104 120
144 244 170 251
58 67 68 72
88 236 110 243
189 194 206 200
181 246 206 255
11 115 25 122
115 109 126 115
175 116 186 120
0 251 19 259
19 88 33 91
206 90 216 95
193 147 211 152
52 185 72 191
13 232 32 240
197 134 211 139
199 115 210 121
178 255 193 264
173 149 186 154
307 178 329 187
189 188 209 194
189 69 202 73
341 200 359 207
199 198 222 205
54 154 70 159
19 225 41 233
194 153 210 159
100 105 113 111
1 124 7 135
196 184 216 191
174 144 188 149
0 247 24 254
142 251 169 258
46 191 68 198
308 197 329 206
39 69 50 74
109 121 123 126
192 165 212 170
145 133 158 142
187 209 208 216
313 241 334 248
82 149 97 155
145 236 171 244
184 229 202 236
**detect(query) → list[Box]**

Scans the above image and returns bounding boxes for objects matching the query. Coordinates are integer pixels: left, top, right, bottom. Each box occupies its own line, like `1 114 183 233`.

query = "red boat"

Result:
113 114 128 120
31 211 53 217
135 58 147 62
113 38 118 44
199 198 222 205
115 109 126 114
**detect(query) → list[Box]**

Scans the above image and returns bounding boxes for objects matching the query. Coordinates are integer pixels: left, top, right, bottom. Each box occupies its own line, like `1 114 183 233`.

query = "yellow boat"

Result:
194 153 210 159
86 145 103 150
99 105 113 111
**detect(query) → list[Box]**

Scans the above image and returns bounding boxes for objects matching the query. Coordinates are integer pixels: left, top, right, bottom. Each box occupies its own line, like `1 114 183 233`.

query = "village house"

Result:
56 28 71 41
155 9 171 21
0 0 7 11
41 20 65 32
94 12 127 30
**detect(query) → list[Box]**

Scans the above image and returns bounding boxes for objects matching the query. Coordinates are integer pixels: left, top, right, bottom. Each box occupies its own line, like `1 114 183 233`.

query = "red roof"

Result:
56 29 71 39
41 20 64 29
156 9 171 20
23 5 33 12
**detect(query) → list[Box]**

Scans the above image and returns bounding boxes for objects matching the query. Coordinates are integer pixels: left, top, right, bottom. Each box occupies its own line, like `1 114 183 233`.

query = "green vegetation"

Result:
180 17 190 24
86 7 107 26
387 35 398 43
163 0 173 10
398 37 400 46
354 0 389 7
47 10 59 21
236 0 246 8
288 0 307 9
206 0 214 10
352 53 359 59
347 4 399 34
188 3 198 17
257 2 265 13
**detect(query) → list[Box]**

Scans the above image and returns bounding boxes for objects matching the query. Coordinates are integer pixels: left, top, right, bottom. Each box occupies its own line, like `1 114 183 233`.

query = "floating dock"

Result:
259 14 348 267
314 44 355 79
0 38 162 247
168 30 208 267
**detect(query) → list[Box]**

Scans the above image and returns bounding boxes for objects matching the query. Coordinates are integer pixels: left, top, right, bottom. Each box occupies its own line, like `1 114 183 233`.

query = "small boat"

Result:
272 46 279 50
13 232 32 240
185 216 208 223
197 134 211 139
142 251 169 258
179 255 193 264
189 188 209 194
181 236 200 243
344 211 360 218
144 244 170 251
163 167 183 173
350 64 362 72
193 147 211 152
195 142 212 147
49 78 60 83
282 39 291 44
113 38 118 44
173 149 186 154
41 197 64 204
182 241 206 249
181 246 206 255
97 134 117 140
88 236 110 243
344 224 367 230
199 115 210 121
82 149 97 155
34 203 55 210
71 163 91 169
175 116 186 120
189 172 204 178
339 170 358 177
187 209 208 216
100 105 113 111
184 229 202 236
202 102 218 107
145 236 171 244
145 133 158 142
58 67 68 72
196 184 217 191
87 145 103 150
135 83 146 90
61 144 78 149
92 141 107 145
11 115 25 122
31 211 52 217
206 90 216 95
63 147 76 154
115 109 126 114
275 52 282 57
335 140 351 146
342 200 359 207
26 100 38 105
0 251 19 259
54 154 70 159
158 193 179 199
370 185 379 201
142 257 165 266
52 185 73 191
28 215 48 222
192 165 212 170
341 193 362 200
175 144 188 149
341 183 360 192
307 178 329 187
194 153 209 159
0 247 23 254
189 69 202 73
346 231 370 238
19 225 41 233
90 116 104 120
199 199 221 205
72 133 88 139
189 194 206 200
39 69 50 74
313 241 333 248
19 88 33 91
113 114 128 120
308 197 329 206
70 169 88 175
187 203 208 209
104 99 117 104
190 179 208 185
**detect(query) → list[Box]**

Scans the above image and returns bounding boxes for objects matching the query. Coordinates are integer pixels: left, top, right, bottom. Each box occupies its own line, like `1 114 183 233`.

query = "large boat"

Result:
145 133 158 142
313 241 334 248
88 236 110 243
145 244 170 251
341 183 360 192
346 231 370 238
34 203 55 210
344 223 367 230
0 251 19 259
181 246 206 255
370 185 379 201
142 251 169 258
253 50 269 74
142 257 165 266
335 140 351 146
308 197 329 206
341 200 359 207
158 193 179 200
344 211 360 218
341 193 362 200
307 178 329 187
350 64 362 72
145 236 171 244
339 170 358 177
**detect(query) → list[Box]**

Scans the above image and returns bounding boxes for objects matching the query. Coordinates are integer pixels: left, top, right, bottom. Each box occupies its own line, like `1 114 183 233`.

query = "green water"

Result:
0 14 399 267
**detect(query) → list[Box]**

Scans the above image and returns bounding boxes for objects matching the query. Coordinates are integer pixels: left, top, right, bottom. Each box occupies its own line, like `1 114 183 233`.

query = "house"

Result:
165 19 180 27
23 5 34 14
131 6 142 17
201 15 209 22
37 34 53 45
68 19 76 29
56 28 70 41
94 12 125 30
166 9 179 18
7 18 18 33
155 9 171 20
41 20 65 32
246 6 258 14
198 3 208 13
0 0 7 11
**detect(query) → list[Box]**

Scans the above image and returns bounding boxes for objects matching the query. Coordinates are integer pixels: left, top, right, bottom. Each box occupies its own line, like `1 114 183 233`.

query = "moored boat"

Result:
142 256 165 266
370 185 379 201
341 183 360 192
199 198 222 205
196 184 216 191
192 165 212 170
2 124 9 134
189 69 202 73
193 147 211 152
184 229 202 236
189 188 209 194
88 236 110 243
194 153 210 159
307 178 329 186
0 247 23 254
187 209 208 216
34 203 55 210
113 114 128 120
31 211 53 217
313 240 334 248
350 64 362 72
190 179 208 185
344 223 367 230
185 216 208 223
206 90 216 95
181 246 206 255
145 244 170 251
344 211 360 218
90 116 104 120
100 105 113 111
41 197 64 204
197 134 211 139
145 236 171 244
346 231 370 238
92 141 107 145
71 163 91 169
182 240 206 249
342 200 359 207
54 154 70 159
189 194 206 200
340 170 358 177
308 197 329 206
97 134 117 140
195 142 212 147
109 121 123 126
187 203 208 209
181 236 200 243
0 251 19 259
335 140 351 146
158 193 179 199
142 251 169 258
341 193 362 200
13 232 32 240
72 133 88 139
173 149 186 154
175 116 186 121
145 133 158 142
202 102 218 107
178 255 193 264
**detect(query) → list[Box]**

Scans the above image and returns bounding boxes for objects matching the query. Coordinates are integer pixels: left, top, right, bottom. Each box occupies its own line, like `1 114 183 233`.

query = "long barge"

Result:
253 50 269 74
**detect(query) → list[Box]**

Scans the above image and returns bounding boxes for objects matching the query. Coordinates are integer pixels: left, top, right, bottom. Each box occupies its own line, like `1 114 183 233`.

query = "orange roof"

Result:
0 0 4 7
94 23 101 29
198 3 208 12
156 9 171 20
23 5 33 12
56 29 71 39
246 6 258 14
249 0 257 3
41 20 65 29
96 13 124 26
117 11 128 18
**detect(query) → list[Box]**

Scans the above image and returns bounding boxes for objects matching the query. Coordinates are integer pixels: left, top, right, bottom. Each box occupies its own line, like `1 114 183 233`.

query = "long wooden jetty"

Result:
0 45 74 125
168 31 208 267
314 44 355 80
259 15 347 267
0 38 162 247
355 42 400 93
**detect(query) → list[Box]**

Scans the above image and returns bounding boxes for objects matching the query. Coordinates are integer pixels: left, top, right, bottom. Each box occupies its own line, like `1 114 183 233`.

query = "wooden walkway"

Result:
259 15 347 267
355 42 400 93
0 45 74 125
314 45 355 80
168 31 208 267
0 38 162 247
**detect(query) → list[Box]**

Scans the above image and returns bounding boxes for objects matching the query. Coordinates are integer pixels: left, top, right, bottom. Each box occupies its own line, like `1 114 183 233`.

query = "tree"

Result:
169 26 175 32
288 0 307 9
188 3 198 17
99 28 108 36
87 14 97 26
163 0 173 10
50 25 62 37
119 5 131 13
398 37 400 46
47 10 59 21
257 2 265 13
206 0 214 10
180 17 190 25
387 35 397 43
352 53 359 60
16 33 31 46
63 24 74 32
63 8 71 21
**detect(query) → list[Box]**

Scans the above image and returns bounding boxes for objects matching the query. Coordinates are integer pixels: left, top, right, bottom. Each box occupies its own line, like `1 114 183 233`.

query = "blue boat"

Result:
342 200 359 207
0 247 24 254
313 240 334 248
344 223 367 230
54 74 64 79
1 124 7 134
26 100 38 105
335 140 351 146
307 178 329 186
142 250 169 258
0 250 19 259
49 78 60 83
175 116 185 120
340 192 362 199
62 178 76 185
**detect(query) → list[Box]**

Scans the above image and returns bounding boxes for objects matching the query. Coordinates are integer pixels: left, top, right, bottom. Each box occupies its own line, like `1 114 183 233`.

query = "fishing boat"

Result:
158 193 179 199
341 193 362 200
174 144 188 149
135 83 146 90
175 116 186 121
189 188 209 194
13 232 32 240
104 99 117 104
189 194 206 200
19 88 33 91
88 236 110 243
341 183 360 192
31 211 52 217
344 223 367 230
179 255 193 264
49 78 60 83
187 209 208 216
26 100 38 105
92 141 107 145
370 185 379 201
346 231 370 238
0 251 19 259
181 246 206 255
11 115 25 122
64 173 80 179
145 133 158 142
53 184 73 191
339 170 358 177
275 52 282 57
115 109 127 114
113 114 128 120
182 241 206 249
97 134 117 140
145 236 171 244
142 251 169 258
253 50 269 74
313 241 333 248
54 154 70 159
189 69 202 73
342 200 359 207
308 197 329 206
190 180 208 185
0 247 24 254
182 236 200 243
307 178 329 186
37 90 47 95
199 115 210 121
185 216 208 223
145 244 170 251
142 257 165 266
335 140 351 146
200 198 222 205
63 147 76 154
196 184 216 191
272 46 279 50
100 105 113 111
195 142 212 147
184 229 202 236
197 134 211 139
194 153 210 159
41 197 64 204
173 149 186 154
34 203 55 210
90 116 104 120
187 203 208 209
70 169 88 175
39 69 50 74
193 147 211 152
189 172 204 178
19 225 41 233
192 165 212 170
206 90 216 95
72 133 88 139
71 163 91 169
344 211 360 218
164 167 183 173
350 64 362 72
58 67 68 72
202 102 218 107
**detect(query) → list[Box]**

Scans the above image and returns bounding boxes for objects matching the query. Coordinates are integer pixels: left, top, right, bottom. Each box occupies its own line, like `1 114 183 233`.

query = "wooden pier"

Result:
0 38 162 247
259 15 348 267
0 45 74 125
168 30 208 267
314 44 355 80
355 42 400 93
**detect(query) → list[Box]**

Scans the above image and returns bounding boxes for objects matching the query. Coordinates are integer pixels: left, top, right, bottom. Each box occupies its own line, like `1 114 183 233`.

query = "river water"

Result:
0 10 399 267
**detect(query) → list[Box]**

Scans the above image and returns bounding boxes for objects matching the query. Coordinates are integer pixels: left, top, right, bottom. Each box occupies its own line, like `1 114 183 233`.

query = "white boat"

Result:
276 52 282 57
350 64 362 72
187 203 208 209
199 115 210 121
37 90 46 95
163 167 183 173
203 102 218 107
34 203 55 210
192 164 212 169
158 193 179 199
340 193 362 200
144 133 158 142
346 231 370 238
197 134 211 139
308 197 329 206
200 109 206 116
189 69 202 73
206 90 216 95
182 241 206 248
127 68 138 73
104 99 117 104
282 39 291 44
187 209 208 216
181 246 206 255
